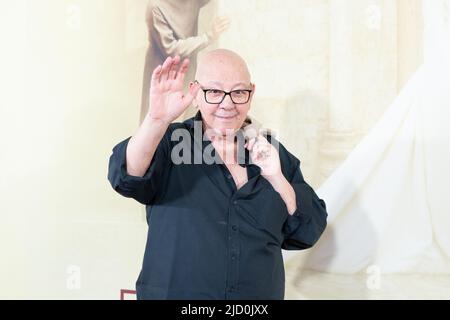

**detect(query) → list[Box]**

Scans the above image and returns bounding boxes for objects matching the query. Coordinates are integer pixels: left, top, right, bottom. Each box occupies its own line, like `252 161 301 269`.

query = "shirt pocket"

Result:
239 187 288 244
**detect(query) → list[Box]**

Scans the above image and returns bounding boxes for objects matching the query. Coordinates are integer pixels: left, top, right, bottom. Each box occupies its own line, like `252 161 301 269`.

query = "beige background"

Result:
0 0 430 299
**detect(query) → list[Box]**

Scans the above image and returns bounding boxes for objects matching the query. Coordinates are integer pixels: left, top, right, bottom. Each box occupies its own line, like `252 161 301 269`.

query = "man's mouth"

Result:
215 114 237 120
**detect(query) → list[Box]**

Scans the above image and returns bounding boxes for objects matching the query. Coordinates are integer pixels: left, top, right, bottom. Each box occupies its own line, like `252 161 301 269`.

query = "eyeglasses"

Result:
194 80 253 104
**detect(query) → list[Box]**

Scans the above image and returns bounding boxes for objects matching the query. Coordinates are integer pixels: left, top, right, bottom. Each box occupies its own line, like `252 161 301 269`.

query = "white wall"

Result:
1 0 148 299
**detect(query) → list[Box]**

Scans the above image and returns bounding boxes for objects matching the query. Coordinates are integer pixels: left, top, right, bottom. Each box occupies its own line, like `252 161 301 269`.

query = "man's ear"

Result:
249 83 256 102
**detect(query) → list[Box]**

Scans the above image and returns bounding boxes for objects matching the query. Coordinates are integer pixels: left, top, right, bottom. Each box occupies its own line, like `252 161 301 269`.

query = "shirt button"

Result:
231 255 236 260
232 225 238 231
227 174 232 179
233 200 238 205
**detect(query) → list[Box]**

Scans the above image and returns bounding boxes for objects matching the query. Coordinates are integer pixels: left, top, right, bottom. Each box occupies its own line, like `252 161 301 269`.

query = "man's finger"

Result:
151 65 162 86
175 58 190 82
160 56 173 82
167 55 180 80
181 82 201 106
246 138 256 151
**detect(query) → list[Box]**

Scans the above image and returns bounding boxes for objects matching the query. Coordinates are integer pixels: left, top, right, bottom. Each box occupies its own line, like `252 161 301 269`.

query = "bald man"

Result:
108 49 328 300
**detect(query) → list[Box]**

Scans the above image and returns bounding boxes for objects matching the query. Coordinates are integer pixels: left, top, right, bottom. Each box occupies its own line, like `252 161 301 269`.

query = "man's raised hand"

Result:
148 55 201 124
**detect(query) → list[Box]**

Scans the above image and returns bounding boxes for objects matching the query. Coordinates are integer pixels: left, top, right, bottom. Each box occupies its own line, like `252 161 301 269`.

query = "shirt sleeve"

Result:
107 129 172 206
281 157 328 251
149 7 210 58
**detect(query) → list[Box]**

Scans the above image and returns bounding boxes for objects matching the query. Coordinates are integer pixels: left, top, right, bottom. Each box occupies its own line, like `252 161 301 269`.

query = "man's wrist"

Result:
144 114 171 128
265 172 297 215
264 171 286 186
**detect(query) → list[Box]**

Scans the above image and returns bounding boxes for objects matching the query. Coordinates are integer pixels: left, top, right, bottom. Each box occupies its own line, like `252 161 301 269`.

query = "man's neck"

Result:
207 133 240 165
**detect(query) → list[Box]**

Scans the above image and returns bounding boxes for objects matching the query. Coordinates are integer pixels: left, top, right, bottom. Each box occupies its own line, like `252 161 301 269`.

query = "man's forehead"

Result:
202 80 251 88
196 49 252 84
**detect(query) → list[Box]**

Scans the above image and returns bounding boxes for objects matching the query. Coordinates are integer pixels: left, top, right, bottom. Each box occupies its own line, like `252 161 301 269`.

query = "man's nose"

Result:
219 94 235 109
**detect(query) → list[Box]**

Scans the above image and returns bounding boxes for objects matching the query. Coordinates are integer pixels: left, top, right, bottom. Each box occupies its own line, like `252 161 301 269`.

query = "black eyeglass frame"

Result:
194 80 253 105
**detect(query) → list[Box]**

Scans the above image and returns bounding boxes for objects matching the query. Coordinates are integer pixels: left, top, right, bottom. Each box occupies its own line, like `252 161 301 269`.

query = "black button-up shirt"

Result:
108 112 328 300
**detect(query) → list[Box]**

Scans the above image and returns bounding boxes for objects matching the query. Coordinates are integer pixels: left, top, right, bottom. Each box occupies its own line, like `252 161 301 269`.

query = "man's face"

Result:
192 55 255 136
